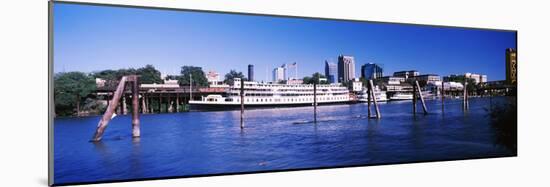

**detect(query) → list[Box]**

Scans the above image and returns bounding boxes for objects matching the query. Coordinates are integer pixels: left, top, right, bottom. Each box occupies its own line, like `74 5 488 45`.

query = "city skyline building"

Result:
361 63 384 80
248 64 254 81
506 48 517 85
393 70 419 79
324 60 337 84
337 55 355 83
273 66 286 82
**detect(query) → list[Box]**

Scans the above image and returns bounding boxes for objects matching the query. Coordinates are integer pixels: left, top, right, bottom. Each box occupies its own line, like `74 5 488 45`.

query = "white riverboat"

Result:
189 78 351 110
389 92 414 101
357 87 388 102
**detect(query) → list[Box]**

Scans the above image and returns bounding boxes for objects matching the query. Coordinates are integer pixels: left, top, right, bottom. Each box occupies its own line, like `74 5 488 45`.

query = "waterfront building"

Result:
337 55 355 83
189 78 350 109
324 60 337 84
361 63 383 80
465 73 482 84
445 73 487 84
506 48 517 85
350 78 363 92
443 82 464 91
95 78 106 88
248 64 254 81
415 74 441 83
141 79 180 89
287 78 304 85
394 70 419 79
381 76 406 85
273 66 286 82
384 82 413 92
481 75 488 83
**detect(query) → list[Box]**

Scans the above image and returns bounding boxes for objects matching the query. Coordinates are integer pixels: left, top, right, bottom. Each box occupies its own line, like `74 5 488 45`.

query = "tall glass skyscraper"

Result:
337 55 355 83
324 60 337 84
361 63 383 80
248 64 254 81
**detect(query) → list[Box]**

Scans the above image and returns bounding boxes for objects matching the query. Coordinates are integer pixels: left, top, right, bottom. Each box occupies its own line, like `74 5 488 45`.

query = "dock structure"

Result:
91 75 141 142
96 83 225 115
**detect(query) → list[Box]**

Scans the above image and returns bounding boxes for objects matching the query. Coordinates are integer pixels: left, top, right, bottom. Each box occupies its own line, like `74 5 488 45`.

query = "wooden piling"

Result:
157 93 161 113
415 81 428 115
130 76 140 137
367 83 372 117
240 79 245 129
166 94 171 113
141 94 147 114
176 93 180 112
441 82 445 113
369 80 381 119
313 82 317 123
122 95 128 115
413 83 417 114
92 76 128 141
462 79 468 110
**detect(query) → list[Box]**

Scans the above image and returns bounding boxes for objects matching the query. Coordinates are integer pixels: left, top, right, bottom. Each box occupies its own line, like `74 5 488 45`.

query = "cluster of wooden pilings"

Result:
92 75 140 142
91 76 481 141
104 91 195 115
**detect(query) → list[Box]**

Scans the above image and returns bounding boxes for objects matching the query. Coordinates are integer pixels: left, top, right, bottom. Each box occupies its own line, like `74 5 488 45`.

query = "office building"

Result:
361 63 383 80
506 48 517 85
337 55 355 83
324 60 337 84
247 64 254 81
393 70 419 79
273 67 286 82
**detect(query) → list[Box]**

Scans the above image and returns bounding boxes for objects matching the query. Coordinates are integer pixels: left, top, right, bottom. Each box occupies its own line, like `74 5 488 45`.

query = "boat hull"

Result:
189 101 352 111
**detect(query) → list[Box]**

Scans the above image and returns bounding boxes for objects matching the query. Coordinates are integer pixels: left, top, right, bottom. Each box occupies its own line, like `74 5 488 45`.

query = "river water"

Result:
53 97 514 185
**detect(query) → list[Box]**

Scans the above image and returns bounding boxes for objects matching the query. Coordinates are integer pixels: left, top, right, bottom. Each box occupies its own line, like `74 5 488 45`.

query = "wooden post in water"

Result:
141 94 147 114
240 79 245 129
415 80 428 115
313 82 317 123
158 93 162 113
412 82 417 115
462 79 468 110
367 83 371 117
369 80 381 119
122 95 128 115
176 93 180 112
441 82 445 113
166 94 171 113
92 76 128 141
129 76 140 137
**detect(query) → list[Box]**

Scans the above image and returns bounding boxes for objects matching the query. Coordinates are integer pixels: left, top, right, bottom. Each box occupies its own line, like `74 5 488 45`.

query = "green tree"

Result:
137 64 162 84
54 72 96 116
224 70 247 85
165 75 180 80
178 66 208 86
92 69 118 81
303 72 328 84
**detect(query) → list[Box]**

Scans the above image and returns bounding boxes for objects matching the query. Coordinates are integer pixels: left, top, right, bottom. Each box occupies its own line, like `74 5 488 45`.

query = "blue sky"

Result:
53 3 516 81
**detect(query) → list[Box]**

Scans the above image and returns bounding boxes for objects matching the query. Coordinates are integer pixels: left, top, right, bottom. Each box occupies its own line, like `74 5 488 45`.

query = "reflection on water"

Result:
54 97 515 185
